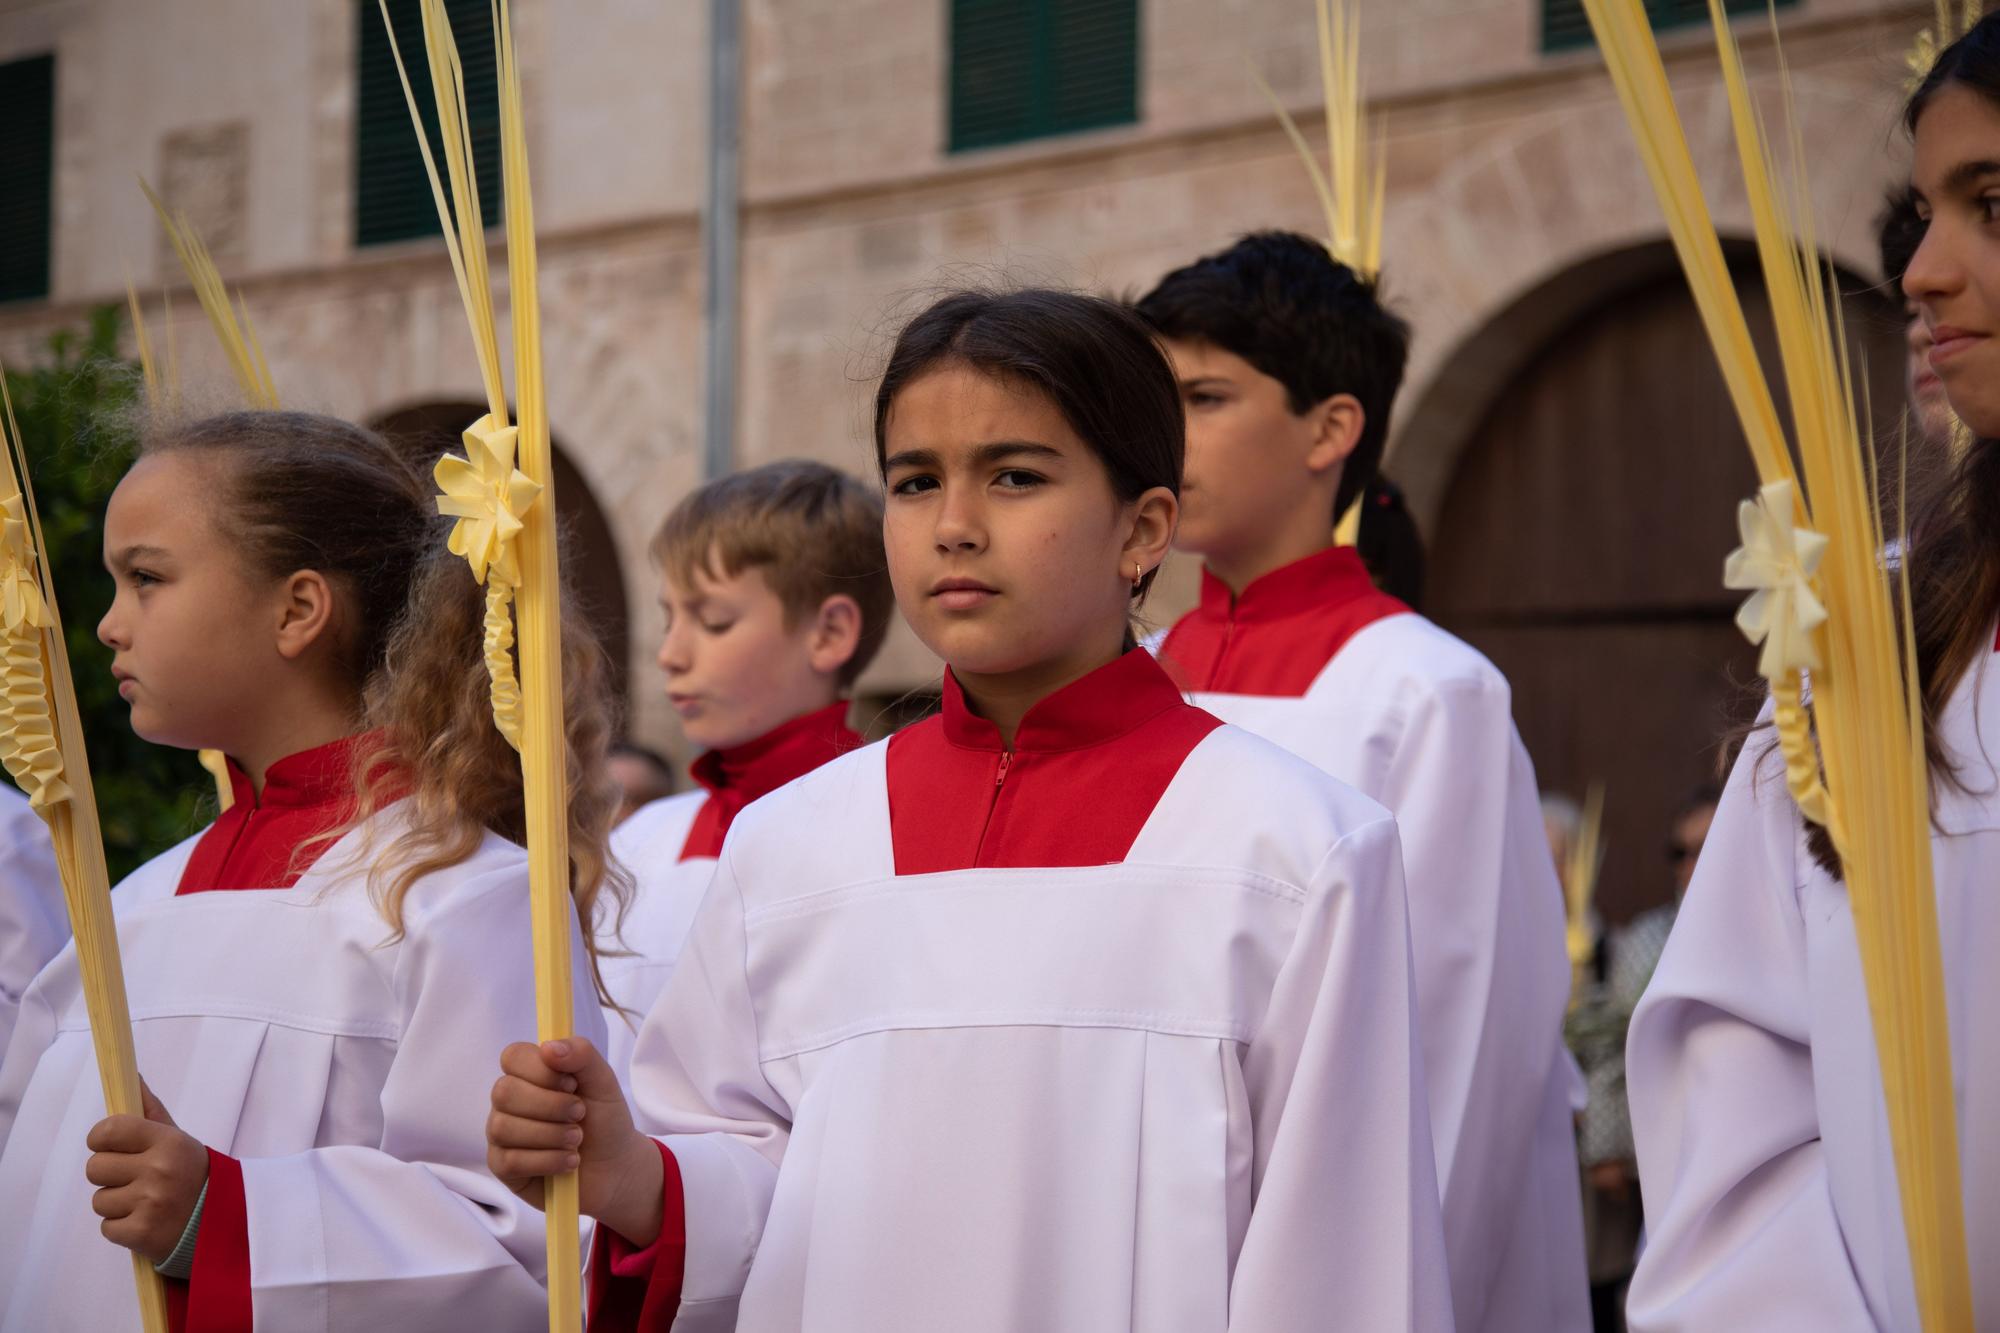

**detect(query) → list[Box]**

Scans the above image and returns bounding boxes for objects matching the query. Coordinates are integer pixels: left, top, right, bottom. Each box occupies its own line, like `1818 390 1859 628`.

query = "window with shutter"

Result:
1542 0 1799 54
0 54 54 304
354 0 501 247
949 0 1139 153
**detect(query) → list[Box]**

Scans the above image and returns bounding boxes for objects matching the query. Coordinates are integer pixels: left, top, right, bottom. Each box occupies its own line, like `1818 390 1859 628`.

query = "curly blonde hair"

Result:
143 410 628 1005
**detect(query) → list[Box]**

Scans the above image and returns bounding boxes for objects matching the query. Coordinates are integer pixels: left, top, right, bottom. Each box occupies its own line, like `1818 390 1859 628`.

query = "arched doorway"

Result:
371 401 632 713
1422 245 1905 925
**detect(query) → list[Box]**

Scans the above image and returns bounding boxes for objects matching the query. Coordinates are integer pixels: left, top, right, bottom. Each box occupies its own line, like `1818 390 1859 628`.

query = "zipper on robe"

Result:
1204 601 1240 689
972 749 1013 866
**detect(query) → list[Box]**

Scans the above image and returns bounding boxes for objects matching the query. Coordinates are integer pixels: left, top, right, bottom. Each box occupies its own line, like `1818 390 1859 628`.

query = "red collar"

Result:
941 648 1191 755
889 650 1222 873
688 702 860 804
680 703 861 860
179 731 396 895
220 731 388 813
1195 545 1381 625
1161 546 1409 698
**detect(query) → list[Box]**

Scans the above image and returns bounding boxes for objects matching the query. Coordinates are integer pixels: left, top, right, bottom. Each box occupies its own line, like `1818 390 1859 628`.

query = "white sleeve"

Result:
0 954 56 1156
1623 741 1876 1332
236 870 610 1330
0 797 65 1057
1380 675 1573 1319
626 840 784 1318
1228 815 1455 1332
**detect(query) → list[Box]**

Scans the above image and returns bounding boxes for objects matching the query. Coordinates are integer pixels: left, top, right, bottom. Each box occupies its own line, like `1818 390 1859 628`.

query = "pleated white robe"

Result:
624 725 1454 1332
0 788 63 1057
0 808 607 1332
1626 648 2000 1330
1177 612 1587 1333
601 791 709 1090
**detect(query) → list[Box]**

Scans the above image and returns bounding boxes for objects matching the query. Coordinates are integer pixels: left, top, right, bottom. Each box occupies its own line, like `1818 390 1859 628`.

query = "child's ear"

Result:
273 569 338 662
807 594 864 681
1306 393 1365 476
1121 485 1179 581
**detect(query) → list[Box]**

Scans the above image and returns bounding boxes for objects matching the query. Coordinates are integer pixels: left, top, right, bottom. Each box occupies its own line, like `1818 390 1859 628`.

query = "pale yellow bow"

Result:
1722 480 1830 826
1724 480 1828 679
435 414 542 589
433 413 539 751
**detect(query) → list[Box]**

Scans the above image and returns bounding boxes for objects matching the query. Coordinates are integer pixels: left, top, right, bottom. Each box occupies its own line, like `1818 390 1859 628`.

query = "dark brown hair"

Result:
1768 28 2000 875
141 410 626 1003
1902 18 2000 805
1135 230 1411 521
652 460 893 689
871 288 1183 603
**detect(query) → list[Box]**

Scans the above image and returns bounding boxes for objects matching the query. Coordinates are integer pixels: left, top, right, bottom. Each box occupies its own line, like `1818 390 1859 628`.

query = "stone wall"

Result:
0 0 1932 756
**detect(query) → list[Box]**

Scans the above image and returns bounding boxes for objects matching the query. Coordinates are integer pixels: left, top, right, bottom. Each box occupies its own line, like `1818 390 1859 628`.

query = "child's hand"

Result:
488 1037 666 1246
83 1080 209 1265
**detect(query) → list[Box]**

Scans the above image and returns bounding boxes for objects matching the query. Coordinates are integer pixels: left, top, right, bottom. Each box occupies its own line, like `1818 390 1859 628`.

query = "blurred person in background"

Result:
1563 785 1719 1332
607 741 676 827
1879 185 1960 457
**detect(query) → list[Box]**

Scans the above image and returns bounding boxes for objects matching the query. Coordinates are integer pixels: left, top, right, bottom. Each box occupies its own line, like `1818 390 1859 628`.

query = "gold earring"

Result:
1131 560 1144 588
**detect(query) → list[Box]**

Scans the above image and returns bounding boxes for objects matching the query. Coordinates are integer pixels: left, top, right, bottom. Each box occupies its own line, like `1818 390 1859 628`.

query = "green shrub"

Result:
5 306 211 880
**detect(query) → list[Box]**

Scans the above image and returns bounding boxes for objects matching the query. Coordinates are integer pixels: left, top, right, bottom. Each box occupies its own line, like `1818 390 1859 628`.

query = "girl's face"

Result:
97 453 292 753
1907 82 2000 437
881 364 1176 699
654 557 853 752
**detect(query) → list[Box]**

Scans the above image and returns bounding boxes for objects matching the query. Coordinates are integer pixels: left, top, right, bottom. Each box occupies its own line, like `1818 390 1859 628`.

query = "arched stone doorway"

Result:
1419 243 1905 924
370 401 632 714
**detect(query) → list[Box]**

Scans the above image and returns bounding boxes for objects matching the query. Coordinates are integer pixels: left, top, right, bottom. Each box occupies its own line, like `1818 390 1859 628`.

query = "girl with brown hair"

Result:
489 290 1450 1332
0 409 622 1331
1623 20 2000 1328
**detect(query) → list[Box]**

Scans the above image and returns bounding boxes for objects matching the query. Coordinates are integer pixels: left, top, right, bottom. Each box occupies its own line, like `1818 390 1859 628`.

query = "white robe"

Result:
0 807 607 1332
0 788 63 1057
626 726 1454 1332
1177 614 1587 1333
601 792 710 1090
1626 648 2000 1330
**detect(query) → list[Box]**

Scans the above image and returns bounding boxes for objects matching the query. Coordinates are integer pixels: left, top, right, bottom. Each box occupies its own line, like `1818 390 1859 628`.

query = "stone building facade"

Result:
0 0 1933 916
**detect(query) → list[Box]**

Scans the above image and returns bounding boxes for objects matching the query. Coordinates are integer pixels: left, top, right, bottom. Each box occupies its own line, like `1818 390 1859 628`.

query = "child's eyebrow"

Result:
106 543 170 571
884 441 1065 472
881 447 939 472
1931 158 2000 198
968 441 1064 467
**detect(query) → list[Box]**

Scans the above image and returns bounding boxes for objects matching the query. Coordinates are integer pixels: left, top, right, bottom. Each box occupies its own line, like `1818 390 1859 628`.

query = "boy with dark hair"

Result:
1138 230 1588 1333
600 460 894 1085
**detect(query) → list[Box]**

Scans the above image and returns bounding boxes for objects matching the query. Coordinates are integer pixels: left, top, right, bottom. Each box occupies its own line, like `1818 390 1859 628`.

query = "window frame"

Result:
0 52 56 304
1540 0 1801 55
353 0 502 249
946 0 1141 154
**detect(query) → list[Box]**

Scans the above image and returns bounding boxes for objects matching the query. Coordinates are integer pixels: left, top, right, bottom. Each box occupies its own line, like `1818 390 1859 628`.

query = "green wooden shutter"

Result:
0 55 55 303
354 0 501 247
1542 0 1799 54
1048 0 1139 137
950 0 1139 152
1541 0 1598 50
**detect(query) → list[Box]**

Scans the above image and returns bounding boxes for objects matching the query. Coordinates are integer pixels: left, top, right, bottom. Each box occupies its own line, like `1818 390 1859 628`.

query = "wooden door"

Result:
1425 261 1903 923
